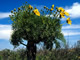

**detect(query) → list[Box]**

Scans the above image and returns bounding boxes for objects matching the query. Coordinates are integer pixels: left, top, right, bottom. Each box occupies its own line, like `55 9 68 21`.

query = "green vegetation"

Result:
9 2 67 60
0 46 80 60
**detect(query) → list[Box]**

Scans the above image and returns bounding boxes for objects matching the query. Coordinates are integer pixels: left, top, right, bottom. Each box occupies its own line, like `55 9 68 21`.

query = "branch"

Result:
20 41 27 46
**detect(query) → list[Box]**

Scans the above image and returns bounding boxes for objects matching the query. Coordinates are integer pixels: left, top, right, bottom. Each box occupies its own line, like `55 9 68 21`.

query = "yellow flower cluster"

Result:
29 5 33 9
50 8 54 11
58 7 72 25
33 9 40 16
58 7 70 18
28 4 72 25
28 5 40 16
50 4 54 11
44 4 54 11
58 7 65 12
66 18 72 25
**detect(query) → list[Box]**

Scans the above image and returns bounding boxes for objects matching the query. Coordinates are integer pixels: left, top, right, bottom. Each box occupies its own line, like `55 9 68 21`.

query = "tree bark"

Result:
27 41 36 60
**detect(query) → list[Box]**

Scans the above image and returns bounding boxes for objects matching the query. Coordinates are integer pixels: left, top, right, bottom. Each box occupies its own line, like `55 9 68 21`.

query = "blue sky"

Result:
0 0 80 50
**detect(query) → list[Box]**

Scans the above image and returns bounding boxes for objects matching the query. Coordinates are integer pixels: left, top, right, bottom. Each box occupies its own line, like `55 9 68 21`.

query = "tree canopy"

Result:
9 2 71 50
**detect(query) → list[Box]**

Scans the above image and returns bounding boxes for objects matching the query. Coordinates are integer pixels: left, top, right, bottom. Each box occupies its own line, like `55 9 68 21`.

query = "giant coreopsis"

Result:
9 2 71 60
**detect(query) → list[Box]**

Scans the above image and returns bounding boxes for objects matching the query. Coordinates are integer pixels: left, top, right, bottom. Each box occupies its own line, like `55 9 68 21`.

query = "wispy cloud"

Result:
62 25 80 29
65 2 80 18
62 31 80 36
62 24 80 36
0 25 12 40
45 2 80 20
0 24 80 39
0 12 11 19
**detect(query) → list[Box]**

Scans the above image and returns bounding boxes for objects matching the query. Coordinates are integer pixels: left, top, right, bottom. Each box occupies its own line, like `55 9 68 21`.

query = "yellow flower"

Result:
60 12 65 18
50 8 54 11
33 9 40 16
64 11 69 16
66 17 72 25
29 5 33 9
58 7 65 12
52 4 54 8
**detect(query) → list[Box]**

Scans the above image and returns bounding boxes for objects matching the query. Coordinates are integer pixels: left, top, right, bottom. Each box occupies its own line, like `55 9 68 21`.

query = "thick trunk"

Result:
27 41 36 60
21 56 24 60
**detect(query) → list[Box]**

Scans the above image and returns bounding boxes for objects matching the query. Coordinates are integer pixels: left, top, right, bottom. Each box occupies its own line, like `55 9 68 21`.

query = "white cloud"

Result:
45 2 80 20
62 25 80 29
0 25 12 40
0 24 80 40
45 14 54 17
0 12 11 19
62 24 80 36
62 31 80 36
65 2 80 18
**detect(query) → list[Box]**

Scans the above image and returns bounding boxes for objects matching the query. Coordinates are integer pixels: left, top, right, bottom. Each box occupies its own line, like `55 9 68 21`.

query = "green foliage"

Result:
9 2 66 50
0 47 80 60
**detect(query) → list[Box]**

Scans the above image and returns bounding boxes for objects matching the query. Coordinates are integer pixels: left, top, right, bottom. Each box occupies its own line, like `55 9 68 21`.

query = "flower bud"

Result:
46 7 48 10
11 10 13 13
54 11 55 12
25 2 27 3
44 6 46 8
24 6 25 8
48 9 50 11
41 9 43 11
14 8 16 11
56 7 58 9
14 12 16 14
18 7 20 10
56 12 57 14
